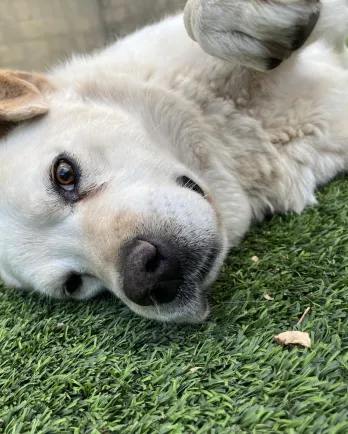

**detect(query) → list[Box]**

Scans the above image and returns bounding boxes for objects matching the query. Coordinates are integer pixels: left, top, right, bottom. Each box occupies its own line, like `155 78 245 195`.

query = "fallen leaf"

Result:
251 256 259 262
189 366 201 373
264 294 274 301
275 331 311 348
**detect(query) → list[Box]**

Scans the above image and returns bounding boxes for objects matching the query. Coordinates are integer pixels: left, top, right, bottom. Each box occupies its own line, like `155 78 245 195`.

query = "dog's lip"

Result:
187 297 210 323
121 275 211 323
196 245 220 283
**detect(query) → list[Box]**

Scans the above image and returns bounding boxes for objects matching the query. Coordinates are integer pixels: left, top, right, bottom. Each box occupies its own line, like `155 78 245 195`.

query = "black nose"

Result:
122 238 183 306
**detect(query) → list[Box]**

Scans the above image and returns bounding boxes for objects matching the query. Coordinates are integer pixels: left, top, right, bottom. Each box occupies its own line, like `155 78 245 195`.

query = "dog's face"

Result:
0 71 229 323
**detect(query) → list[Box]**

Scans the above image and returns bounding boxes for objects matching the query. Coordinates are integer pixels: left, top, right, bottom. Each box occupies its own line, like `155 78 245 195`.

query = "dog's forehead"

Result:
1 94 152 163
44 96 147 143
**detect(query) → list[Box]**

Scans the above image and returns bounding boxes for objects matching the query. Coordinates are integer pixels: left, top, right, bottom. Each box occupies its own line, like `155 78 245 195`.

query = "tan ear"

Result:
0 70 54 123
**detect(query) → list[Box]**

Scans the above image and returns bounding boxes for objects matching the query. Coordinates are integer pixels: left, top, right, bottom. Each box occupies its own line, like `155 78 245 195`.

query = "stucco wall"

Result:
0 0 184 71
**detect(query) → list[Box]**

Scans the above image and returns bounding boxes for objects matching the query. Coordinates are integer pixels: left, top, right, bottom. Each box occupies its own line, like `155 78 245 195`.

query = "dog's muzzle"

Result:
121 236 217 307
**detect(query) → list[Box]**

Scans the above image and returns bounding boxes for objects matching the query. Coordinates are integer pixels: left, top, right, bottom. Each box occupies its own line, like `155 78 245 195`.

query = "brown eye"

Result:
55 160 76 190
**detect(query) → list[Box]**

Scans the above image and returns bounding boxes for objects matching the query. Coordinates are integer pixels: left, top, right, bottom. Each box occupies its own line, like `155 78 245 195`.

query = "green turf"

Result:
0 178 347 434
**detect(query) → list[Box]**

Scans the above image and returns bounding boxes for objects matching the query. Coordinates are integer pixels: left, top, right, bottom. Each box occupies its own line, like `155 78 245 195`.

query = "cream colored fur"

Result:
0 0 347 322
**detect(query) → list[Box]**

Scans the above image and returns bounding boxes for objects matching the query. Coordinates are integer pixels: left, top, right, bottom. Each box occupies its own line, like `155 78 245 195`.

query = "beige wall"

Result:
100 0 185 38
0 0 184 71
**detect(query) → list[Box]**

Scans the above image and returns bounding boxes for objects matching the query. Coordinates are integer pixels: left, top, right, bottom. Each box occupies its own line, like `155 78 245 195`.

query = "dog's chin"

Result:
167 297 210 324
126 290 210 324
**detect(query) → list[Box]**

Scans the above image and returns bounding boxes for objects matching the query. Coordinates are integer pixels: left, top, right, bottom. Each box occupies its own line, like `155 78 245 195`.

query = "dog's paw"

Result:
184 0 321 71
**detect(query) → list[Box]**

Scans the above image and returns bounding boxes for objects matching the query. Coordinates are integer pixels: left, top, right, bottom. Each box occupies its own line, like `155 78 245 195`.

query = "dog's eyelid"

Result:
61 184 75 192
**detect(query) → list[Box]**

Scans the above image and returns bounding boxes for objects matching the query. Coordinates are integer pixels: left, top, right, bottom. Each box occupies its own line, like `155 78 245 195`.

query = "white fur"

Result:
1 0 348 322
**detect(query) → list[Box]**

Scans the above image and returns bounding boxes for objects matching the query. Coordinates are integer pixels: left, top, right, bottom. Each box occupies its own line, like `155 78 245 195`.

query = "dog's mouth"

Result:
127 283 212 323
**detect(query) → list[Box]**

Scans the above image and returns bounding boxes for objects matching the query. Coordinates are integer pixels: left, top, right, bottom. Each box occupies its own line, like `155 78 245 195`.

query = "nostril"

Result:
144 248 163 273
151 279 183 304
176 175 205 197
64 273 83 295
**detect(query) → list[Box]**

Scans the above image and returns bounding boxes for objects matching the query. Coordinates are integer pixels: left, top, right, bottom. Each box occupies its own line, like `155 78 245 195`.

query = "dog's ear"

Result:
0 70 54 138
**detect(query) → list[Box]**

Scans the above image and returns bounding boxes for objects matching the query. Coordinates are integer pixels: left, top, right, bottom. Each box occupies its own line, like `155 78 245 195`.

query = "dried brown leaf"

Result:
275 331 311 348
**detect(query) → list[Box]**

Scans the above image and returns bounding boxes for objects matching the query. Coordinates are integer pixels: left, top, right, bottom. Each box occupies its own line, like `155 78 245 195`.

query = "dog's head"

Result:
0 70 250 323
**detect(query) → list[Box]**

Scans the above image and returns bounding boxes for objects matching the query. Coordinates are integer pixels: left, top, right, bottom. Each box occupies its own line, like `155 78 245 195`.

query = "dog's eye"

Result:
54 159 76 191
176 176 205 197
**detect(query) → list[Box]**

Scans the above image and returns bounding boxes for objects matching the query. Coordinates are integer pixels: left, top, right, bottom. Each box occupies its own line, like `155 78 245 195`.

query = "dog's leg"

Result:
184 0 348 217
184 0 348 71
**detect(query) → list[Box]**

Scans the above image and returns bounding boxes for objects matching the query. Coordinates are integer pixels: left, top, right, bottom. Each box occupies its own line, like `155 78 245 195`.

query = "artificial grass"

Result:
0 178 347 434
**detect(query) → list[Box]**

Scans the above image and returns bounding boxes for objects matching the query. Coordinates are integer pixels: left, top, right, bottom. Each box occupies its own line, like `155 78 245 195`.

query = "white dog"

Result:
0 0 347 323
